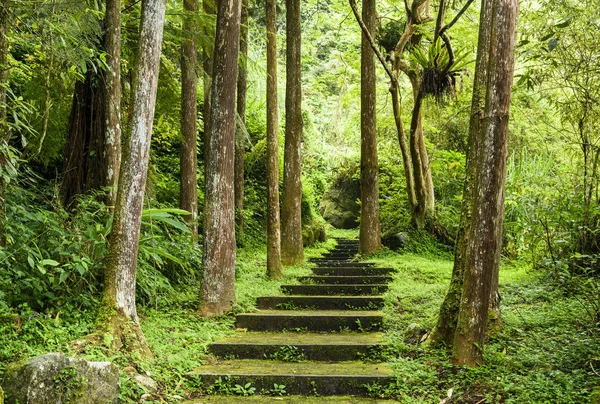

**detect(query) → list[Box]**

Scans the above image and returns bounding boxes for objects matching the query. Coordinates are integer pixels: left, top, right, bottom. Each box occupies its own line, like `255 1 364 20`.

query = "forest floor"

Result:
1 229 599 403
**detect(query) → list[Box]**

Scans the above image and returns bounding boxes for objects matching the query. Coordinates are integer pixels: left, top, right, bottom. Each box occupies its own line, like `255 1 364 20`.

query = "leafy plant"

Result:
232 382 256 396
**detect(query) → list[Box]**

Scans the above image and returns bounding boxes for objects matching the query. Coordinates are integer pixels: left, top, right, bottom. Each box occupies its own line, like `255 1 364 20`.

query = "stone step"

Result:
257 295 384 310
191 360 393 396
298 275 392 284
312 267 394 276
308 260 374 266
281 284 388 296
236 310 383 332
208 332 385 361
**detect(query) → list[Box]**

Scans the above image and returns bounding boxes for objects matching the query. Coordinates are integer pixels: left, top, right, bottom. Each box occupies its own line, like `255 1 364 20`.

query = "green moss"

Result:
192 360 391 376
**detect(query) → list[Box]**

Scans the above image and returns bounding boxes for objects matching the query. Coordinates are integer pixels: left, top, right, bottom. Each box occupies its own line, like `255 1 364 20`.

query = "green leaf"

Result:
40 259 60 267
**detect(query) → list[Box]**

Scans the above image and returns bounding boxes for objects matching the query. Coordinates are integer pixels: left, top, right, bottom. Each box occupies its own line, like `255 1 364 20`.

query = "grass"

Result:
1 230 599 403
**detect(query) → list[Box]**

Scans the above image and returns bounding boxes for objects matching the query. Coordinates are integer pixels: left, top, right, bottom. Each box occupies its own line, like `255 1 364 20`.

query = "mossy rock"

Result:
302 215 327 247
1 353 119 404
319 166 360 229
0 385 4 404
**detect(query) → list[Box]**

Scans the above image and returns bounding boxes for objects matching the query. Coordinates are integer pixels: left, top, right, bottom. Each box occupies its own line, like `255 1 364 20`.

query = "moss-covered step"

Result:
320 255 357 260
257 295 384 310
190 360 393 396
235 310 382 331
208 332 385 361
312 267 393 276
298 275 392 284
281 284 388 296
308 260 375 267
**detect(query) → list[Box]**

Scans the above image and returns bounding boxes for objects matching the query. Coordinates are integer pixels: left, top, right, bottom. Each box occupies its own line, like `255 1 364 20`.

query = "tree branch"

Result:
439 0 475 37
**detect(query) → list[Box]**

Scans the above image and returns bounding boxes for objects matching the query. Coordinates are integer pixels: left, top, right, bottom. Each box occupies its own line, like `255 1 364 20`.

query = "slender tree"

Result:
200 0 242 316
98 0 167 357
431 0 518 366
235 0 248 243
202 0 215 171
266 0 282 278
281 0 304 265
358 0 381 254
180 0 199 239
0 0 9 247
104 0 121 208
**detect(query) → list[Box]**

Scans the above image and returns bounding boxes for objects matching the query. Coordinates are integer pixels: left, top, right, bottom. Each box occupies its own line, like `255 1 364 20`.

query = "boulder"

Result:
319 170 360 229
382 232 409 251
1 353 119 404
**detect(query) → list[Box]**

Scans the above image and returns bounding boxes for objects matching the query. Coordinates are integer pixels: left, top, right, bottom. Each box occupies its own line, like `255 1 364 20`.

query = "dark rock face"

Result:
1 353 119 404
319 172 360 229
382 232 409 251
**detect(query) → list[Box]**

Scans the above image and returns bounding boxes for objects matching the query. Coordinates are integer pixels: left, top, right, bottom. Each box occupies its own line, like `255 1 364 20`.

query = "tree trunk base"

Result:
71 305 153 362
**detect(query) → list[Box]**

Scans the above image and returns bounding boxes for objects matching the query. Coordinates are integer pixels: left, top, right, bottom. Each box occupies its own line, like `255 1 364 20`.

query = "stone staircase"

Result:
194 238 395 396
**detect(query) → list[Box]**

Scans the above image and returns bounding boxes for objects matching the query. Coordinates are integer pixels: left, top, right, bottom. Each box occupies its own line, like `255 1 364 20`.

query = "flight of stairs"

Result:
193 238 396 396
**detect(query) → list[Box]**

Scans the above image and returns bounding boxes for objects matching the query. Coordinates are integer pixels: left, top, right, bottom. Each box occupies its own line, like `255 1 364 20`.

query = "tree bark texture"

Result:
180 0 199 240
61 70 107 208
235 0 248 243
200 0 241 316
202 0 216 172
266 0 282 278
0 0 9 248
104 0 121 208
433 0 518 366
281 0 304 265
101 0 166 354
359 0 381 255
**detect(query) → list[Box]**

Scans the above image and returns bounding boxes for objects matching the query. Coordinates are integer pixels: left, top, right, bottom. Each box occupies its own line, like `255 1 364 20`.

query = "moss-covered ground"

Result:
1 229 599 403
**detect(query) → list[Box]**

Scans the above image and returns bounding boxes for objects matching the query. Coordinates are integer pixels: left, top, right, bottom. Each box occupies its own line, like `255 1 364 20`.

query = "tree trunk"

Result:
408 84 435 229
104 0 121 209
281 0 304 265
0 0 9 248
61 70 107 208
200 0 241 316
202 0 216 174
266 0 282 279
359 0 381 254
432 0 518 366
99 0 167 358
180 0 199 240
235 0 248 244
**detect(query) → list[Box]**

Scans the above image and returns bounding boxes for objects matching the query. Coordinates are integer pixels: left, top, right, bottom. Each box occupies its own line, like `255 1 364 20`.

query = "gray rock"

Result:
1 353 119 404
319 169 361 229
382 232 409 250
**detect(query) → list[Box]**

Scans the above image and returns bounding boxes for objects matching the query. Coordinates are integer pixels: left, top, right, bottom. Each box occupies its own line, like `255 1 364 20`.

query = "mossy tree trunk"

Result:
200 0 241 316
180 0 199 240
104 0 121 209
98 0 167 359
281 0 304 266
359 0 382 254
266 0 282 279
0 0 8 248
431 0 518 366
235 0 248 245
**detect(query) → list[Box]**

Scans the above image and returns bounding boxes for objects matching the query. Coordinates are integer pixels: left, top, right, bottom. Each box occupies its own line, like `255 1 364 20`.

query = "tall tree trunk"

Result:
0 0 9 248
202 0 216 175
408 85 435 229
432 0 518 366
235 0 248 244
104 0 121 209
200 0 241 316
180 0 199 240
61 70 107 208
99 0 167 358
281 0 304 265
359 0 381 254
266 0 282 279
